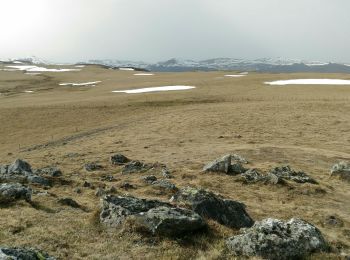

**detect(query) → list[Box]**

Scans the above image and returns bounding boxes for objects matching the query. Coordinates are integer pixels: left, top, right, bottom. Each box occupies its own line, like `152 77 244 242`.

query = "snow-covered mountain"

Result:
2 56 350 73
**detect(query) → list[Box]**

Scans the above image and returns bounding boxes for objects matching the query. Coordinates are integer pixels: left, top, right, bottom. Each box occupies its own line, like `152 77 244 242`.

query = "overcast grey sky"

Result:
1 0 350 63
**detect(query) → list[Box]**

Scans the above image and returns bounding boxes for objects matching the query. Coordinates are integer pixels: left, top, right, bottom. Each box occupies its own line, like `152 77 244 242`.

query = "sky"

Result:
1 0 350 63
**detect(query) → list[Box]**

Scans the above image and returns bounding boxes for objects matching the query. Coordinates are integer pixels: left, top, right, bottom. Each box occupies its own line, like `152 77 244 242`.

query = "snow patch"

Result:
224 74 246 78
59 81 101 86
6 65 80 72
134 73 154 76
265 79 350 86
112 85 195 94
119 68 134 71
24 90 34 93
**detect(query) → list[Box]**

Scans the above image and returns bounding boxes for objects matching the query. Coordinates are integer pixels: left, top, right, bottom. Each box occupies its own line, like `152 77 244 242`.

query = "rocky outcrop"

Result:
34 166 62 177
0 159 52 186
134 206 206 236
122 161 154 174
151 179 178 191
110 154 130 165
171 187 253 228
330 161 350 181
0 246 55 260
100 195 205 235
203 154 246 175
268 165 317 184
226 218 328 260
240 169 284 185
0 183 32 204
84 162 103 172
142 175 157 183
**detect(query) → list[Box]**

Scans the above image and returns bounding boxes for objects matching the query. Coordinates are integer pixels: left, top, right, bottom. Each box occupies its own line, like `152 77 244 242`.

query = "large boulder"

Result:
100 195 171 227
134 206 206 236
0 247 55 260
330 161 350 181
100 195 206 235
0 159 51 186
171 187 253 228
110 153 130 165
269 165 317 184
0 183 32 204
226 218 328 260
203 154 246 175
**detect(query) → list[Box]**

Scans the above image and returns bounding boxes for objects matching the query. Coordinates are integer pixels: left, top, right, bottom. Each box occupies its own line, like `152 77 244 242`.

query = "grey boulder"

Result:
134 206 206 236
0 183 32 204
171 187 253 228
269 165 317 184
0 247 55 260
203 154 246 175
226 218 328 260
330 161 350 181
100 195 205 235
110 153 129 165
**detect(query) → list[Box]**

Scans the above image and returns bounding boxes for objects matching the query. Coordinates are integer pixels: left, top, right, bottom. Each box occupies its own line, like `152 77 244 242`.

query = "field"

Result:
0 64 349 259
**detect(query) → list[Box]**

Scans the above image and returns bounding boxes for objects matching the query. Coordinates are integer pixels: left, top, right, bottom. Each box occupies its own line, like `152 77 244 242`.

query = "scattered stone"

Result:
58 197 80 208
231 153 248 164
110 153 129 165
122 161 153 174
143 175 158 183
120 182 135 190
324 215 344 227
84 162 103 172
269 165 317 184
161 168 173 178
95 188 106 197
83 181 92 188
0 247 56 260
100 175 116 182
171 187 253 228
0 183 32 204
27 175 51 186
203 154 246 175
134 206 206 236
74 187 82 194
226 218 328 260
152 179 178 191
100 195 171 227
34 166 62 177
330 161 350 181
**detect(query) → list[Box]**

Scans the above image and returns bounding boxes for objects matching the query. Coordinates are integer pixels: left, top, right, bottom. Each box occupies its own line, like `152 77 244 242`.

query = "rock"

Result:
172 187 253 228
324 215 343 227
0 183 32 204
134 206 206 236
108 186 117 193
122 161 153 174
95 188 106 197
0 165 8 174
151 179 178 191
120 182 135 190
269 165 317 184
100 195 172 227
34 166 62 177
83 181 92 188
7 159 32 175
0 159 51 187
100 175 116 182
330 161 350 181
203 154 231 174
231 153 248 164
110 153 129 165
143 175 157 183
0 246 55 260
226 218 328 260
27 175 51 186
240 169 265 183
161 168 173 178
74 187 82 194
203 154 246 175
84 162 103 172
58 197 80 208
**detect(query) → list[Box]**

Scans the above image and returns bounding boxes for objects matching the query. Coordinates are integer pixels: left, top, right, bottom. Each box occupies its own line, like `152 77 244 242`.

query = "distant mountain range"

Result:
2 56 350 73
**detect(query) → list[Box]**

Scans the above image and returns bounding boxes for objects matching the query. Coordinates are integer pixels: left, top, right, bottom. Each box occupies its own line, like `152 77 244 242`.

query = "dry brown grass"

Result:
0 65 349 259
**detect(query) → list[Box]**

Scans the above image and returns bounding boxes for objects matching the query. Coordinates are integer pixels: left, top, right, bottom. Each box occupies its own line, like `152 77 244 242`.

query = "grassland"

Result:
0 64 349 259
